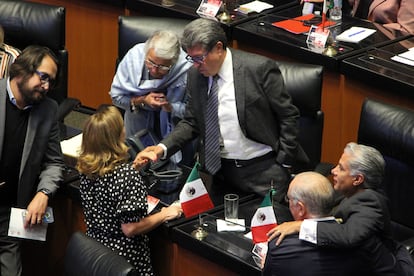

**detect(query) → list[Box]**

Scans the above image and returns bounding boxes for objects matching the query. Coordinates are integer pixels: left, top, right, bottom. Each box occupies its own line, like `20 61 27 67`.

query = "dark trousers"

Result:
0 207 22 276
214 153 290 203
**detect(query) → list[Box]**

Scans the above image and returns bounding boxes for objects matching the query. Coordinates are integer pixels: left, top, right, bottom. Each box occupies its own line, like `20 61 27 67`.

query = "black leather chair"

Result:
64 231 138 276
0 0 80 122
358 98 414 255
275 61 332 175
118 15 190 63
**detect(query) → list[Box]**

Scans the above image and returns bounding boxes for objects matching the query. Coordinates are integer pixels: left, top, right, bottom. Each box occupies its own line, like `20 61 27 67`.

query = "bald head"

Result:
288 172 335 220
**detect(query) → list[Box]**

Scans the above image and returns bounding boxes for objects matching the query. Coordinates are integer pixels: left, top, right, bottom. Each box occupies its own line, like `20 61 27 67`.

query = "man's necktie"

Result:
204 75 221 174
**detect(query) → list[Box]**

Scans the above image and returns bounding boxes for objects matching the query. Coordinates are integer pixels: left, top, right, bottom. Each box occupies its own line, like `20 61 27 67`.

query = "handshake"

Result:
132 145 165 170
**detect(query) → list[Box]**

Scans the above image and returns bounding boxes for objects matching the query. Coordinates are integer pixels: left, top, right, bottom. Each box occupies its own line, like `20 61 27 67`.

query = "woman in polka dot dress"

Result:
76 106 182 275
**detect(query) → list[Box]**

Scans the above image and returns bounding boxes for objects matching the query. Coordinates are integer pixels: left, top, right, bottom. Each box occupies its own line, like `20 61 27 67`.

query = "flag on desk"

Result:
179 162 214 218
251 191 277 244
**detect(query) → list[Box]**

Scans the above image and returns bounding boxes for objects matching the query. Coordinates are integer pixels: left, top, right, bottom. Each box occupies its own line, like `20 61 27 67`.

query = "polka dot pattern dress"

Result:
79 163 154 275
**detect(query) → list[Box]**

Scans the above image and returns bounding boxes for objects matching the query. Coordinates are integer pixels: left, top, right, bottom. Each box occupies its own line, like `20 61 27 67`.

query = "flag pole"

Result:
321 0 328 29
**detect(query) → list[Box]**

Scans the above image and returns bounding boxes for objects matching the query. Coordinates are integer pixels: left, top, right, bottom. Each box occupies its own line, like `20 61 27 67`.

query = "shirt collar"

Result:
306 216 336 222
216 48 232 83
6 77 32 110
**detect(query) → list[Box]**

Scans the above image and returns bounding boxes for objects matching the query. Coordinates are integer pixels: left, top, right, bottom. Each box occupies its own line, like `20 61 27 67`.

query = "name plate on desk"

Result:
306 25 330 53
197 0 222 19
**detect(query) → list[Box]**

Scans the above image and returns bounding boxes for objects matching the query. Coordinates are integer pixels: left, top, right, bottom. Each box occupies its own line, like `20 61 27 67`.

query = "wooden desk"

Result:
233 6 412 164
172 197 292 275
125 0 296 40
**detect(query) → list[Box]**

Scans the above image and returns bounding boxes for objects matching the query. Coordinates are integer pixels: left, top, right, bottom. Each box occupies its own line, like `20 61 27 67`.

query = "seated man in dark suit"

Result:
263 171 369 275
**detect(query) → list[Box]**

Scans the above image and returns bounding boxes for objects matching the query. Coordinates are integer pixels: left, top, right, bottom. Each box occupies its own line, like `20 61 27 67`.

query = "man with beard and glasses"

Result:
0 45 65 275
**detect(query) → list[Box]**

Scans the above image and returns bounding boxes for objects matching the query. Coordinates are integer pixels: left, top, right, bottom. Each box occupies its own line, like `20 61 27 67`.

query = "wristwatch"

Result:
39 189 51 198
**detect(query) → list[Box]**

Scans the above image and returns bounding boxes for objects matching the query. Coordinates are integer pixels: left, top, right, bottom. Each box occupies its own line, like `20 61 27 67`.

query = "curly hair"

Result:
76 105 129 179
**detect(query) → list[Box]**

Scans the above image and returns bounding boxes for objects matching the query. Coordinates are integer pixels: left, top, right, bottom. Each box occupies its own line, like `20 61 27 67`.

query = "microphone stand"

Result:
191 213 209 240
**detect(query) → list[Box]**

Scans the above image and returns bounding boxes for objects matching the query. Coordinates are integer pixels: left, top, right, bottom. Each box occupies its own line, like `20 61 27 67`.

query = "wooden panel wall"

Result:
29 0 123 109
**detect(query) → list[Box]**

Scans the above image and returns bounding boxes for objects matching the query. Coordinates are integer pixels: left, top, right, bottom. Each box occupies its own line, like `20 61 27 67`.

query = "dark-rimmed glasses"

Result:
35 70 56 89
145 59 172 73
185 52 209 64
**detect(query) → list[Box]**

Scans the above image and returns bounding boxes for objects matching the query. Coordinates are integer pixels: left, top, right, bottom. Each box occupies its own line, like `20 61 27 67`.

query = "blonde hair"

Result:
76 106 129 178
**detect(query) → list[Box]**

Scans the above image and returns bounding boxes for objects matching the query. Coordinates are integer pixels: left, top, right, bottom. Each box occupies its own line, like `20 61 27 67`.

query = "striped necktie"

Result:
204 75 221 174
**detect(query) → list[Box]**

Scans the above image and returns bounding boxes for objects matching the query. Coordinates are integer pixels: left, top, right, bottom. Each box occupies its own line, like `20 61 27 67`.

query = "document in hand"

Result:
336 27 376 43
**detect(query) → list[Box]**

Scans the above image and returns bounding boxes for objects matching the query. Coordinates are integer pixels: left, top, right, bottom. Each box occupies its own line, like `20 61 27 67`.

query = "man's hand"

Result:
267 221 302 245
24 192 49 228
146 92 169 109
132 146 163 170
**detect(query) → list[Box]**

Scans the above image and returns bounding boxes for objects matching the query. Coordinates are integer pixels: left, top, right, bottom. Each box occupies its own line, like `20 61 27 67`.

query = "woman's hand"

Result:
160 204 183 222
267 220 302 245
132 147 160 170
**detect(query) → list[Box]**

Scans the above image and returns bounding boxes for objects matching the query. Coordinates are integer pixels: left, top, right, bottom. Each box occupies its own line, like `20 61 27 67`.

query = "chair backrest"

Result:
358 98 414 241
118 15 190 63
275 61 325 173
64 231 138 276
0 0 68 105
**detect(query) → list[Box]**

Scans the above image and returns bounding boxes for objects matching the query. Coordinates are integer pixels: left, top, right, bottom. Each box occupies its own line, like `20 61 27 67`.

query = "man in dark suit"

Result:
0 46 65 275
263 171 369 275
134 18 307 202
268 142 413 275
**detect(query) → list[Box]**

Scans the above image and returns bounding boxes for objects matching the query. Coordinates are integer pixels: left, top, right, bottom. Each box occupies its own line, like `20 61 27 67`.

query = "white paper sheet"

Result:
8 208 48 241
238 0 273 14
216 218 246 232
336 27 376 43
60 133 82 158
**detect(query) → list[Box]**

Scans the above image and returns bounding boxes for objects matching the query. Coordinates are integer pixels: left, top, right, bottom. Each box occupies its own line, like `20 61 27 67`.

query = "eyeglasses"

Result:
145 59 172 73
185 52 209 64
35 70 56 88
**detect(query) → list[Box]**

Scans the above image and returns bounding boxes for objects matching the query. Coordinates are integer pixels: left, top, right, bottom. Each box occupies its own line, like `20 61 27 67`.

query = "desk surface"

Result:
173 197 292 275
233 5 411 70
341 36 414 96
125 0 296 38
64 161 292 275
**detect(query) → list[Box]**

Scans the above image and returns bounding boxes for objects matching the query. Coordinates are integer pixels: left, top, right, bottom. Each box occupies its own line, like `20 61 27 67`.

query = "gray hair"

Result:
144 30 180 63
181 18 227 52
344 142 385 190
289 172 335 217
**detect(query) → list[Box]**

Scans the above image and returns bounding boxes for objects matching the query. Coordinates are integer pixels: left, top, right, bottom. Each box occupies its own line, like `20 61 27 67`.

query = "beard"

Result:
17 78 47 106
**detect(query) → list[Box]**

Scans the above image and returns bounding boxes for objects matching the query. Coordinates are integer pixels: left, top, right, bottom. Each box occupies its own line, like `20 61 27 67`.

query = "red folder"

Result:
272 14 336 34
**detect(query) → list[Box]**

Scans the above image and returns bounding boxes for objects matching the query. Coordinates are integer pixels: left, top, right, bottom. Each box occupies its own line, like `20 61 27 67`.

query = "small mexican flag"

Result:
179 163 214 218
251 191 277 243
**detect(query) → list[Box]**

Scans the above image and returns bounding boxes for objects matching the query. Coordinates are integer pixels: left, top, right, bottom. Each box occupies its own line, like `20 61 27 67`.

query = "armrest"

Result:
403 237 414 256
58 97 81 122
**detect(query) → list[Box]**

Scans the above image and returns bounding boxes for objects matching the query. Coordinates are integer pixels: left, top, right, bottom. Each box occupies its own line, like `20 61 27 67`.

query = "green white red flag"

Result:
179 163 214 218
251 191 277 243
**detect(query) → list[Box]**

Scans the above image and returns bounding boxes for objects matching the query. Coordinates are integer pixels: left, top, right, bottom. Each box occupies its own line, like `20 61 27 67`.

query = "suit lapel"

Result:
0 80 6 161
20 105 40 177
231 50 247 134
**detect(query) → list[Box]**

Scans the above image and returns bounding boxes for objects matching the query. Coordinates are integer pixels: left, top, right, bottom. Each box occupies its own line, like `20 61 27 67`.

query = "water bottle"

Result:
330 0 342 21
